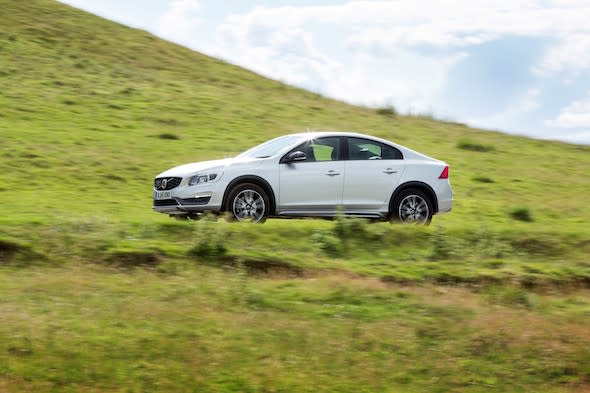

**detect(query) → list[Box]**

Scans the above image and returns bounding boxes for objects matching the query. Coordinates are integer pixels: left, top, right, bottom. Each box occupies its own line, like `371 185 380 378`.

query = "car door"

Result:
278 137 344 213
343 137 405 212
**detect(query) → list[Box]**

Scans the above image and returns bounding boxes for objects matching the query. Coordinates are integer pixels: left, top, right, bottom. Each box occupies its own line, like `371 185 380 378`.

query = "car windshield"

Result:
237 135 306 159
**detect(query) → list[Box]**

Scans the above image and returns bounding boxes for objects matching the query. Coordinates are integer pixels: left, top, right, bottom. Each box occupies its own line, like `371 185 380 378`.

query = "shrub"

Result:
429 227 453 260
188 240 226 259
376 106 397 117
311 230 342 257
311 215 370 257
188 218 227 259
334 215 368 241
510 207 533 222
414 112 436 121
457 139 495 152
158 133 180 140
472 176 495 183
471 227 513 259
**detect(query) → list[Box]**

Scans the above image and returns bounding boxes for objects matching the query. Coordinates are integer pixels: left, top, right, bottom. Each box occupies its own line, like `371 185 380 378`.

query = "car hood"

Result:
156 157 259 178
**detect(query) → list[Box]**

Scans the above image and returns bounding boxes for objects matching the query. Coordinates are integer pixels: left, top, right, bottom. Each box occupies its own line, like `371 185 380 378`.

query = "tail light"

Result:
439 166 449 179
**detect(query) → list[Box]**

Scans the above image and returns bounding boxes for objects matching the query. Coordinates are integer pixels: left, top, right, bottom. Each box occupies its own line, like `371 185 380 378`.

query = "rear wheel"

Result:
226 183 269 223
391 188 433 225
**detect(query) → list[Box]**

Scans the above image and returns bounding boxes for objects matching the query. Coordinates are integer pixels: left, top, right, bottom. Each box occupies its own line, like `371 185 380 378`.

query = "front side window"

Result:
290 137 341 162
347 137 403 160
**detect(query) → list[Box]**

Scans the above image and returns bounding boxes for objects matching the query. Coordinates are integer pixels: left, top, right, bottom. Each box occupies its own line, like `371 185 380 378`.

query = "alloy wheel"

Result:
398 195 429 224
232 189 266 222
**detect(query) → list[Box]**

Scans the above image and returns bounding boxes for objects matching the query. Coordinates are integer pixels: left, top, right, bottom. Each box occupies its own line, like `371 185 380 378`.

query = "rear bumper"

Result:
433 180 453 215
437 198 453 214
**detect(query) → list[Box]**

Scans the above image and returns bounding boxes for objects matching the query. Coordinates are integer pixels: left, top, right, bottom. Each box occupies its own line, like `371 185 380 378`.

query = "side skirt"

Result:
277 210 384 219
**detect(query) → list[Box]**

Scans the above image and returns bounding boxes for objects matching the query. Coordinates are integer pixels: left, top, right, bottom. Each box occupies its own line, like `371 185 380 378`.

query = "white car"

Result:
153 132 452 224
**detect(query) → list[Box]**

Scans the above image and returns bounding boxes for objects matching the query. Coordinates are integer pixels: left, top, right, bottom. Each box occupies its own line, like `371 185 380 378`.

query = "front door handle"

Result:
326 170 341 176
383 168 398 174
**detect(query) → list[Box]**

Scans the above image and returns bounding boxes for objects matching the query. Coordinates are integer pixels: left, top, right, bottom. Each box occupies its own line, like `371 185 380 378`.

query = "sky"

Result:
59 0 590 144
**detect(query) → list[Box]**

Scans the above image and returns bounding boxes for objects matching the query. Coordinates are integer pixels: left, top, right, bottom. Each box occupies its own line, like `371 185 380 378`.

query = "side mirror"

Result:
285 150 307 163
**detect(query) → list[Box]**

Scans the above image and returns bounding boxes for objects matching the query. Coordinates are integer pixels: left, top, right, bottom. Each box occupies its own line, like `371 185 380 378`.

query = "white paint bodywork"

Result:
153 132 453 219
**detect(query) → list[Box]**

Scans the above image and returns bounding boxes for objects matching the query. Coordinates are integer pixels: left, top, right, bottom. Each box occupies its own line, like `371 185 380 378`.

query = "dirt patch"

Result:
243 259 304 277
219 256 304 278
0 239 21 253
0 239 23 261
107 250 162 267
0 240 46 266
511 237 562 256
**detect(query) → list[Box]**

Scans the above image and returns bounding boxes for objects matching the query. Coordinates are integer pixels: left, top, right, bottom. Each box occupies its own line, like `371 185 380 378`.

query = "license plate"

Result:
155 191 171 200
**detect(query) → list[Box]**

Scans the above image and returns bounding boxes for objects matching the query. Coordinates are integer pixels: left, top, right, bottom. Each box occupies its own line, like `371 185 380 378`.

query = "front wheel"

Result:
391 189 433 225
226 183 269 223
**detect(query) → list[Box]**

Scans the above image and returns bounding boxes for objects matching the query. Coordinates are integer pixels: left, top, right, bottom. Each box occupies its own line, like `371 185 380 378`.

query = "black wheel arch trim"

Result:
222 175 277 215
390 181 438 214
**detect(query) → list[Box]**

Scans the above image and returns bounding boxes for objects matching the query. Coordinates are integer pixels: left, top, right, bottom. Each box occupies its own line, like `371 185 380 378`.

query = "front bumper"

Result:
153 196 213 214
152 181 225 215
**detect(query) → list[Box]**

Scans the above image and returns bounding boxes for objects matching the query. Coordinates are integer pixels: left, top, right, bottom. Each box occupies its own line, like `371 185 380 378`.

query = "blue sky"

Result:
60 0 590 144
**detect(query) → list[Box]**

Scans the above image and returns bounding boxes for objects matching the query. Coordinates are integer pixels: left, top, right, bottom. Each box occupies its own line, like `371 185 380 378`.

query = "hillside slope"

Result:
2 0 590 228
1 2 590 392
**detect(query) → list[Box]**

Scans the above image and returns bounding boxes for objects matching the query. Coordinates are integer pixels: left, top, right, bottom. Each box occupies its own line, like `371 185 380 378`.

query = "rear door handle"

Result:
383 168 398 174
326 170 341 176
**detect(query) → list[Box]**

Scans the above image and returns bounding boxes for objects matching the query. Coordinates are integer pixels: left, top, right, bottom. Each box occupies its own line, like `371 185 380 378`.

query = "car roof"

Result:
290 131 373 139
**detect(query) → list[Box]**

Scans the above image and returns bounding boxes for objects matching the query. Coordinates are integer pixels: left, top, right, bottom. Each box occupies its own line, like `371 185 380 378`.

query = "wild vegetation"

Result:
1 0 589 392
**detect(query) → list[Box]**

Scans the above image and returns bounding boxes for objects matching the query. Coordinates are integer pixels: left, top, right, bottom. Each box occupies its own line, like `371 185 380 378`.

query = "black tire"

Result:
225 183 269 223
390 188 433 225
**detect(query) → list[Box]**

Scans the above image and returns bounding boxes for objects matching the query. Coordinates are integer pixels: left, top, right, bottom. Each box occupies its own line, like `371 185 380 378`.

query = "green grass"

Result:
1 0 590 391
1 265 589 393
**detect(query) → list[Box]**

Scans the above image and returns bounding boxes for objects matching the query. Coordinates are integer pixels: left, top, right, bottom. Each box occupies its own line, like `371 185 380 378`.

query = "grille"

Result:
153 199 179 207
154 177 182 190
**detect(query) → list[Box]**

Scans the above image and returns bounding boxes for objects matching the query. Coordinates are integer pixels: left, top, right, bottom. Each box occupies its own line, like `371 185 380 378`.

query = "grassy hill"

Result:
1 0 589 392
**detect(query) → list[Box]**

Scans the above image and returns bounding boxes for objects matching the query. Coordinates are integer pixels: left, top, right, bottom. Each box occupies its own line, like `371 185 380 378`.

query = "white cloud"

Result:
158 0 200 42
545 130 590 143
547 93 590 128
213 22 340 90
198 0 590 113
533 35 590 76
214 1 590 50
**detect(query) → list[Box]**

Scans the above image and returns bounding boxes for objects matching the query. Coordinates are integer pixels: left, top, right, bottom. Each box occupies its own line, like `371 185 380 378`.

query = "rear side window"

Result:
347 137 403 160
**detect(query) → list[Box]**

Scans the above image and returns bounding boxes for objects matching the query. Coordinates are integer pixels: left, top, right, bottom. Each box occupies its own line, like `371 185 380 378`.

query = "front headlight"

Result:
189 173 220 186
